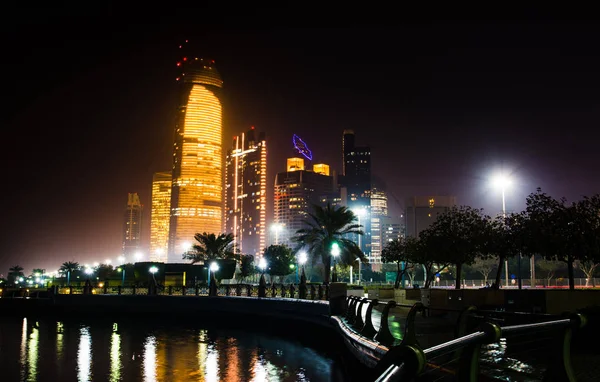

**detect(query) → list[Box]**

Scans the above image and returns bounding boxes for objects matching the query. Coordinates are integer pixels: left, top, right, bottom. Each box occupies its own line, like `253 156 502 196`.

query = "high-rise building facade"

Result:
273 160 337 248
370 189 388 266
123 193 143 257
382 215 404 244
405 196 457 238
225 127 267 256
150 171 172 262
341 130 372 256
168 56 223 261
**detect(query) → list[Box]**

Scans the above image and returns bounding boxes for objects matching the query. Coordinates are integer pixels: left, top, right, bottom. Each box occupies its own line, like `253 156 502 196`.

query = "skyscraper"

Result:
382 216 404 244
168 54 223 262
274 159 337 248
341 130 372 256
405 196 457 238
123 193 142 257
370 188 388 267
150 171 172 262
225 127 267 256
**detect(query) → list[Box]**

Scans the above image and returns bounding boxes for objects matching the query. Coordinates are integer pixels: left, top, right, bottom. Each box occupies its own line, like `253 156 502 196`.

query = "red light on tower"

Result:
251 126 255 130
212 60 215 63
176 62 181 66
183 57 187 61
176 77 180 81
185 40 189 43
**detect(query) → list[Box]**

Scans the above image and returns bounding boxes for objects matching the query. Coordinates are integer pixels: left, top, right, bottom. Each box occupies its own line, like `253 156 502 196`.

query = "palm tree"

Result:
183 232 235 264
293 204 367 284
8 265 24 284
59 261 80 286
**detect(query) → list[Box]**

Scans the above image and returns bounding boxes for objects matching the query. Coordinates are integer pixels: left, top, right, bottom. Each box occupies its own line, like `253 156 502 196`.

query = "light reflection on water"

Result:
480 337 544 381
2 317 343 381
78 327 92 381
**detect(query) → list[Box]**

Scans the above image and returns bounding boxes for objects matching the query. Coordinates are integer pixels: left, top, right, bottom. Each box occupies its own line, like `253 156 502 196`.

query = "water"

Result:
0 316 347 381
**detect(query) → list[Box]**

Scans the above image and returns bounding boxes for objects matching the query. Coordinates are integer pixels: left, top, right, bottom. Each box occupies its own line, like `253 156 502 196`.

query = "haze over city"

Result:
4 21 600 273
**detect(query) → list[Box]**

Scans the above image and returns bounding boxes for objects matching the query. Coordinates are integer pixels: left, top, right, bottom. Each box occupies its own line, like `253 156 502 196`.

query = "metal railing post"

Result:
543 313 587 382
402 302 425 347
456 322 502 382
346 296 358 322
289 284 295 298
353 298 367 330
310 284 316 300
455 305 478 338
375 300 397 346
361 298 378 338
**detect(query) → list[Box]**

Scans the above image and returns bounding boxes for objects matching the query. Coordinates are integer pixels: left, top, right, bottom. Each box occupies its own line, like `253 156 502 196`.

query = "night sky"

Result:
4 19 600 273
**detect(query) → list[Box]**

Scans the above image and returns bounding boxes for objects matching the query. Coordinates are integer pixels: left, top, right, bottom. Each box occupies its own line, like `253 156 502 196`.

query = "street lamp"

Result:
149 266 159 289
298 251 307 281
352 208 367 285
271 224 283 245
118 256 126 265
134 251 143 262
105 259 112 265
208 262 219 287
331 242 341 283
491 173 512 288
258 257 267 279
84 268 93 276
117 267 125 286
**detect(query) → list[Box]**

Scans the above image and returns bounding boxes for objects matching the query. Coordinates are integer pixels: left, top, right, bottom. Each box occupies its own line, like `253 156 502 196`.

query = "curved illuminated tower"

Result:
168 49 223 262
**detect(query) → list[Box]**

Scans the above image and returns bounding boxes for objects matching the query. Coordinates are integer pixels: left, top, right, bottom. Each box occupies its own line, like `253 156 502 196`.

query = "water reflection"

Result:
143 335 157 381
110 324 121 382
2 317 346 382
56 321 64 361
26 321 39 382
77 327 92 381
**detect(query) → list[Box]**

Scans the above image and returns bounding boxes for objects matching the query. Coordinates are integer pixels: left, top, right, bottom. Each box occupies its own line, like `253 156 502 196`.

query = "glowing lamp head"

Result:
84 268 93 275
353 208 367 217
298 251 308 265
209 262 219 272
118 256 125 263
182 242 192 252
331 242 341 257
271 224 283 233
149 266 159 274
491 174 512 189
134 251 143 261
258 258 267 271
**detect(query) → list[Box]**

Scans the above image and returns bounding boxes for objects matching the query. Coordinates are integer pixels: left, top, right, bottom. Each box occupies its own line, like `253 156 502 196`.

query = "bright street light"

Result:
491 173 512 287
134 251 143 261
105 259 112 265
182 242 192 252
209 262 219 272
118 256 126 264
331 242 340 257
149 266 158 274
298 251 308 265
258 257 267 271
93 262 99 267
84 268 93 275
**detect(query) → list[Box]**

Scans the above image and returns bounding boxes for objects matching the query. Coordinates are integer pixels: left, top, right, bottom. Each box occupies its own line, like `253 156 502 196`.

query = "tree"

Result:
96 264 114 280
293 203 368 284
262 245 295 282
59 261 80 286
8 265 24 284
487 211 529 289
183 232 235 264
537 259 565 287
418 206 490 289
381 238 415 289
31 268 45 276
523 189 579 290
406 234 451 288
470 258 498 284
575 260 599 287
238 255 255 282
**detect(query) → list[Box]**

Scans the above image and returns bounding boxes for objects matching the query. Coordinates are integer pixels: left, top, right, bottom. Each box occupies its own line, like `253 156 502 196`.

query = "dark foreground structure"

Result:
0 283 595 381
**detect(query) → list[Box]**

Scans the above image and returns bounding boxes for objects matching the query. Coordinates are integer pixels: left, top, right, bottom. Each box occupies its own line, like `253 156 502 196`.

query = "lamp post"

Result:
331 242 340 283
492 174 513 288
352 208 367 285
258 257 268 297
209 262 219 287
298 251 307 281
149 266 158 295
271 224 283 245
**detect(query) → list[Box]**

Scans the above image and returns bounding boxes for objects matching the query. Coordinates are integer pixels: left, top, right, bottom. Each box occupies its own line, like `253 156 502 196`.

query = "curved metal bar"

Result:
346 296 357 321
353 298 367 330
374 300 397 347
361 298 379 338
402 302 425 347
347 297 358 323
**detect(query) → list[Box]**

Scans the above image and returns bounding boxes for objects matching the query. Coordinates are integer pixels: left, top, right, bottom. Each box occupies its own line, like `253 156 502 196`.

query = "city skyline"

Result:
5 23 600 272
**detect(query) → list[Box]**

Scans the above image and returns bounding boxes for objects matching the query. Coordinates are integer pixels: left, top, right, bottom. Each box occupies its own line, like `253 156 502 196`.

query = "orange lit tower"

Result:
168 42 224 261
